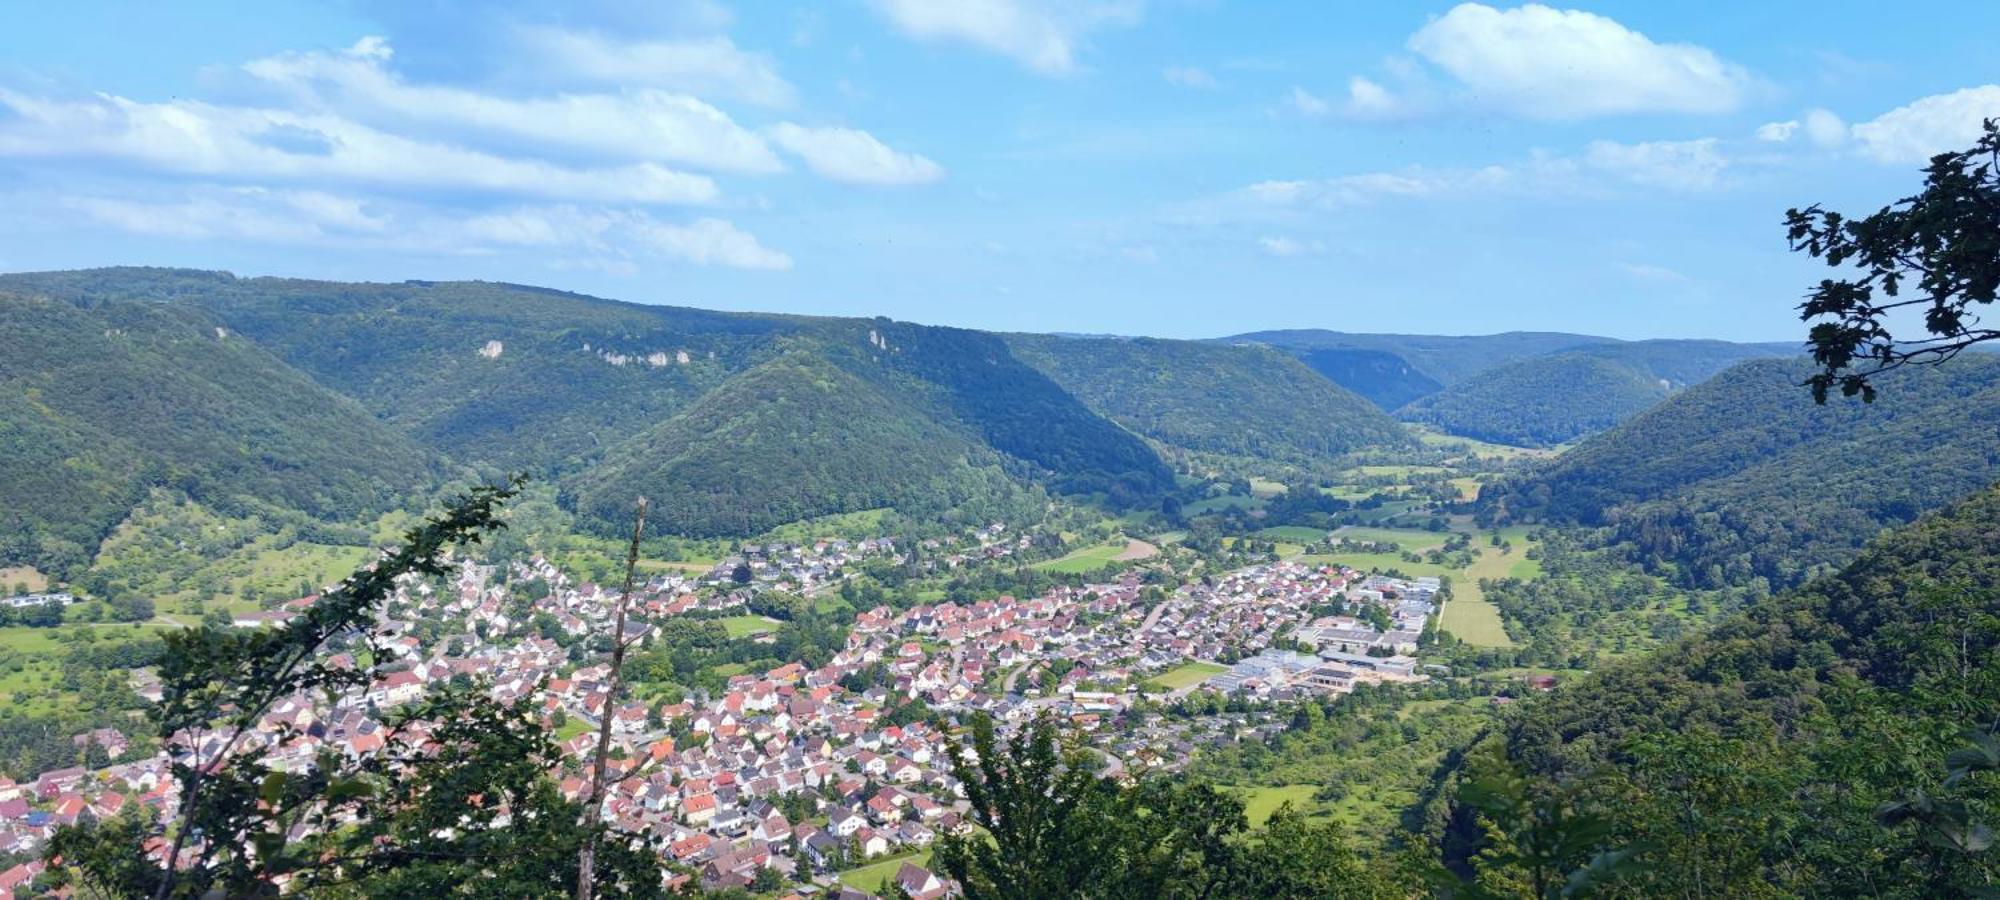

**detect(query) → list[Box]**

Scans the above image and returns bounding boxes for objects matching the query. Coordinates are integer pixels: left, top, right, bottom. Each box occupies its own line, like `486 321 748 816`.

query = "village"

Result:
0 530 1435 898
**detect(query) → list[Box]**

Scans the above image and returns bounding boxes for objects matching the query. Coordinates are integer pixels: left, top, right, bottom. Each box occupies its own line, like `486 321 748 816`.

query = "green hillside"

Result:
1006 334 1412 465
1395 352 1668 447
1479 356 2000 588
0 268 1174 539
0 268 797 473
1462 480 2000 895
564 352 1038 536
0 289 437 575
1284 347 1442 410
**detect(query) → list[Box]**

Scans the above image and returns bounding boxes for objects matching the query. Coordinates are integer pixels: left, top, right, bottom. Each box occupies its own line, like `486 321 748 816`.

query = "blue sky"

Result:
1 1 1995 341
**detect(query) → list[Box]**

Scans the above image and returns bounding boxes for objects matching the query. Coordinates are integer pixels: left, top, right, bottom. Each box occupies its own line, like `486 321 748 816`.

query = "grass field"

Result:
757 507 890 544
0 626 65 653
1249 478 1288 498
1176 492 1256 512
1437 539 1531 648
1145 660 1227 691
718 615 783 638
0 566 49 593
1235 784 1322 827
1256 526 1327 543
1335 526 1451 551
838 849 932 892
1032 542 1129 574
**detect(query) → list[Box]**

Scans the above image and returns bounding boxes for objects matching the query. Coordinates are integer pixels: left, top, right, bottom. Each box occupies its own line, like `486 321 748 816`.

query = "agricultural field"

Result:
1031 541 1132 574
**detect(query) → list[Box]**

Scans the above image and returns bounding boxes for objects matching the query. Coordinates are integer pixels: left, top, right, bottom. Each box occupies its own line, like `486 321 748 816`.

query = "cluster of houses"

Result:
1 591 73 609
0 537 1443 898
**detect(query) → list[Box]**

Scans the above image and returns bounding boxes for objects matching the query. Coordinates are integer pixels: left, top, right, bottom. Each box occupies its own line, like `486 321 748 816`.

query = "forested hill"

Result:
1224 329 1795 445
1477 355 2000 589
1394 352 1668 447
1224 328 1616 388
6 267 1454 563
563 352 1042 537
1005 334 1413 467
0 289 438 576
1463 479 2000 894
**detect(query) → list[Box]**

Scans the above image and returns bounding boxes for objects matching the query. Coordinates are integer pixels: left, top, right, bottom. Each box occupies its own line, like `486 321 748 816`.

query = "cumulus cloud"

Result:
514 26 796 108
1345 77 1402 119
765 123 943 186
243 38 784 174
1852 85 2000 163
1582 138 1727 190
626 217 794 270
1755 120 1798 142
1288 79 1407 121
1286 86 1332 118
1802 108 1848 147
1406 3 1756 119
0 89 719 205
867 0 1143 75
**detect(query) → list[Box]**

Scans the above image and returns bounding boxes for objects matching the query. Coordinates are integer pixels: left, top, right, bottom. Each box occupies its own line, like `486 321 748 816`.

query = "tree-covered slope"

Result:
0 269 1175 533
861 321 1175 500
1479 356 2000 588
0 268 802 474
1464 481 2000 895
563 352 1037 536
1395 352 1669 447
1005 334 1412 466
0 290 436 575
1284 347 1443 410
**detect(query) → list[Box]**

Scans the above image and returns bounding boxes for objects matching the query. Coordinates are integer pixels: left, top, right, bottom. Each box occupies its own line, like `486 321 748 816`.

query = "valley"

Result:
3 269 1998 897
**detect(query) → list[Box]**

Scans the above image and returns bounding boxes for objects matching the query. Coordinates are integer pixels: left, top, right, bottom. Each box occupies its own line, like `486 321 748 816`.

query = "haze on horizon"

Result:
0 0 1995 341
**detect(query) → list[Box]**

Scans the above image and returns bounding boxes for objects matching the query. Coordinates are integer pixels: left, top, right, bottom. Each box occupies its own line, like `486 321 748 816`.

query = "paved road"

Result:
1002 660 1042 694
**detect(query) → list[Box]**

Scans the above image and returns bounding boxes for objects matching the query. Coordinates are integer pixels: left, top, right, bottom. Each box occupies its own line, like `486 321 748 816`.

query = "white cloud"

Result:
867 0 1143 75
765 123 943 186
1287 86 1331 118
1852 85 2000 163
243 38 784 175
67 188 385 243
627 217 794 270
1345 77 1401 118
1755 119 1798 142
1162 66 1216 89
1258 236 1325 257
61 186 791 270
1120 245 1160 263
0 89 718 205
1802 108 1848 148
515 27 796 108
1618 261 1689 283
1582 138 1726 190
1407 3 1755 119
1240 166 1515 209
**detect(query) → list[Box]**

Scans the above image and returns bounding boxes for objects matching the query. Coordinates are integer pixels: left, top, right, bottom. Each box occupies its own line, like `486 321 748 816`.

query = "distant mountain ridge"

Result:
1222 328 1799 445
